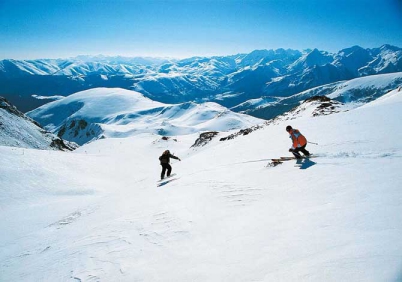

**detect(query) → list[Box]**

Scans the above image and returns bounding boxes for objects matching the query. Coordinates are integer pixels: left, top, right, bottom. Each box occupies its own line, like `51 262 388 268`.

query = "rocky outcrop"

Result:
191 131 219 147
219 124 266 141
219 95 345 142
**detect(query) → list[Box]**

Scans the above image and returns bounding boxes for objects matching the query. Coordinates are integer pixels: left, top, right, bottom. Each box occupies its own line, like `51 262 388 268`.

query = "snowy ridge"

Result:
241 72 402 119
359 86 402 108
269 96 350 122
1 88 402 281
27 88 263 145
221 95 348 142
293 71 402 103
0 97 76 150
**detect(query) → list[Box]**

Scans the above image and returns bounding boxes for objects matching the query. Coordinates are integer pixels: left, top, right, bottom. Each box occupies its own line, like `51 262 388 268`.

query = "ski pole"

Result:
308 141 319 145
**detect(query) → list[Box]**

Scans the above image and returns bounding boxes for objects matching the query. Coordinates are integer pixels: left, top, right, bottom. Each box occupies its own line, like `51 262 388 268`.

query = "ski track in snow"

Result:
317 150 402 160
205 180 264 207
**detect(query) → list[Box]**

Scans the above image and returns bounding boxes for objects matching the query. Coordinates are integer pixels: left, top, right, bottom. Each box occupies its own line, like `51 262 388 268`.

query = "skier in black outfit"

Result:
159 150 181 179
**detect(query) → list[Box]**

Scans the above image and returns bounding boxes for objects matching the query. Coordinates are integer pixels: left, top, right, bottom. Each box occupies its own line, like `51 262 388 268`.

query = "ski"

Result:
157 177 179 187
157 173 176 183
267 155 317 167
267 159 283 167
157 174 179 187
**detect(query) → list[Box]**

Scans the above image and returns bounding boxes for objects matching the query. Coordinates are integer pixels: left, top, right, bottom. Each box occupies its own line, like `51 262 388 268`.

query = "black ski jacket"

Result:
159 153 179 164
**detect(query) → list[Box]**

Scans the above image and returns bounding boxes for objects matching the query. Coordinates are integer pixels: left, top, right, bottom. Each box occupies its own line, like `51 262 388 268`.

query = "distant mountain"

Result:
1 45 402 114
0 97 77 150
238 72 402 120
70 55 173 66
27 88 263 145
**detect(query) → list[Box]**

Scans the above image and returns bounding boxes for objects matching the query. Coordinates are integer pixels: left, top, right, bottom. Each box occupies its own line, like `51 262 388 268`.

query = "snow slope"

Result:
27 88 263 145
242 72 402 119
298 72 402 103
0 97 76 150
1 89 402 281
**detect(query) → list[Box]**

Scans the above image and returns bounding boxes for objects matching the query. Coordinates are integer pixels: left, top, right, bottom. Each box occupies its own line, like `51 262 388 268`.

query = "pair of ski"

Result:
267 155 315 167
157 173 179 187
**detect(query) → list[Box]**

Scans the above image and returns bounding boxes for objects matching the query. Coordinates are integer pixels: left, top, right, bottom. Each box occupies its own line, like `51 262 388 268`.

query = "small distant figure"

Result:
286 125 310 159
159 150 181 180
398 86 401 92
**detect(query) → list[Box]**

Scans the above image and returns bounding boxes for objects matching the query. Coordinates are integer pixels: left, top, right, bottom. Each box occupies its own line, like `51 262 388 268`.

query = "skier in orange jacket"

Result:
286 125 310 159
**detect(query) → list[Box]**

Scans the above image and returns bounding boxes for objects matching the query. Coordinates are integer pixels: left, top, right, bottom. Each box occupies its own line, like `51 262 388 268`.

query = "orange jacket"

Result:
289 129 307 149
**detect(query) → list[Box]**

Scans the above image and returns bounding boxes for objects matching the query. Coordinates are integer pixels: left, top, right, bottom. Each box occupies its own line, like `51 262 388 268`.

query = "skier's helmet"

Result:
286 125 292 132
164 150 170 154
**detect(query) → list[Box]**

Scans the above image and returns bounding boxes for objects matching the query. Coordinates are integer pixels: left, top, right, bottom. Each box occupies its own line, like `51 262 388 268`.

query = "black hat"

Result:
286 125 292 132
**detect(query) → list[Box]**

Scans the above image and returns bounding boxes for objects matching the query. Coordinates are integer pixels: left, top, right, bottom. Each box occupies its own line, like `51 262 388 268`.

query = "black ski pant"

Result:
161 163 172 179
292 145 310 159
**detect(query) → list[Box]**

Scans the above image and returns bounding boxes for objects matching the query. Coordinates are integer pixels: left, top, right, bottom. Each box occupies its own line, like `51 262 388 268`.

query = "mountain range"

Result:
1 44 401 116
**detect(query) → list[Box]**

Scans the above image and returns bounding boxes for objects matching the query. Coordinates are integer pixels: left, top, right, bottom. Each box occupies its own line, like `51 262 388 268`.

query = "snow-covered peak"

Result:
288 48 334 73
334 46 372 73
338 45 367 56
239 49 275 66
358 45 402 75
239 49 302 68
69 55 173 66
379 44 402 53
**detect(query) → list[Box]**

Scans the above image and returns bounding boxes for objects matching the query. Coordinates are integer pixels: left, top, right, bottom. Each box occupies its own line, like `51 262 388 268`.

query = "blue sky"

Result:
1 0 401 59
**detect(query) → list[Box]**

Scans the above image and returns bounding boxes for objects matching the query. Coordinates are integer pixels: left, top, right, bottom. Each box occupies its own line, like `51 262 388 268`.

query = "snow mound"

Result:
28 88 263 145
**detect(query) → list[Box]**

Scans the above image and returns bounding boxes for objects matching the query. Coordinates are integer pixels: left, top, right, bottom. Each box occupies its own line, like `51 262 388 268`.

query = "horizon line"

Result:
0 43 398 61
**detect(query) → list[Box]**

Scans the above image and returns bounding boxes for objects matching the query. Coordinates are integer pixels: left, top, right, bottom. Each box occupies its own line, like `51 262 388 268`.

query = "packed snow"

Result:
1 88 402 281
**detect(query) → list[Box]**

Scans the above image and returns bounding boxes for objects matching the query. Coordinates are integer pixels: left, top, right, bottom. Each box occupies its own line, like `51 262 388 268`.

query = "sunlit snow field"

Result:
1 90 402 281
